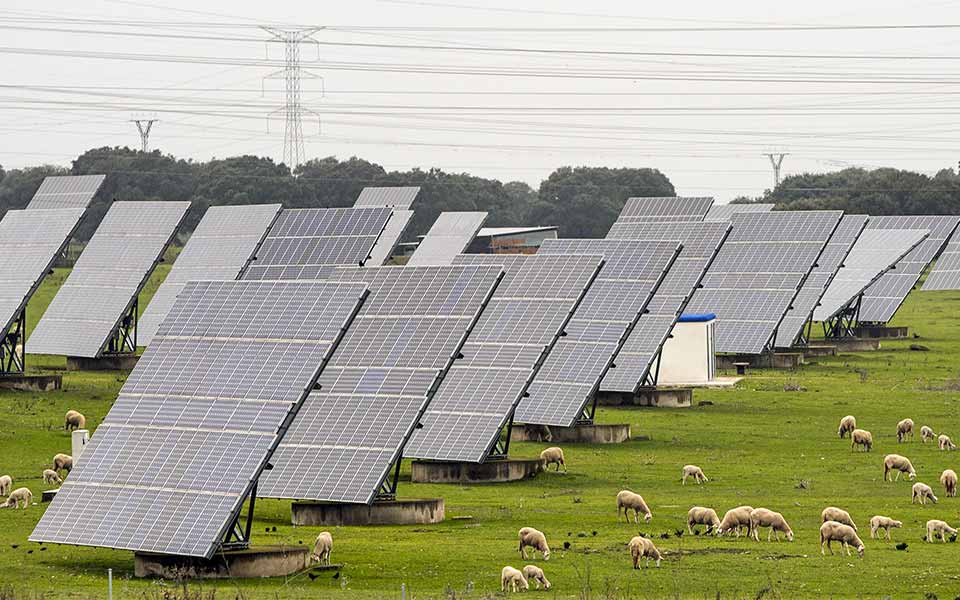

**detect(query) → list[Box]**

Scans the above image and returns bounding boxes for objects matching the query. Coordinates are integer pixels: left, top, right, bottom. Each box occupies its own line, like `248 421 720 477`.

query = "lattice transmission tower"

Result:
764 152 789 188
130 117 158 152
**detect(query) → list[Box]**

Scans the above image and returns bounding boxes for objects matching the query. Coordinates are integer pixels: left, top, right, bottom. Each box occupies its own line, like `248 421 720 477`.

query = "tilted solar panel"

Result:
29 279 369 558
139 204 281 346
775 214 868 348
685 210 842 354
240 207 392 280
28 201 190 358
703 203 775 222
367 210 414 266
354 186 420 209
260 265 503 503
923 227 960 290
405 254 603 463
516 239 682 427
27 174 105 210
602 221 731 392
406 212 488 266
616 197 713 222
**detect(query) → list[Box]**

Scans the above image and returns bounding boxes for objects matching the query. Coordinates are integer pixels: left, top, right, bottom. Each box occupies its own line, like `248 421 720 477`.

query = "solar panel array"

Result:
30 279 369 558
517 239 681 426
774 214 868 348
815 229 930 322
354 186 420 209
26 174 105 210
923 228 960 290
616 197 713 222
602 221 731 392
858 216 960 322
138 204 281 346
405 254 603 462
28 201 190 358
240 207 392 280
704 203 774 222
406 212 488 266
685 210 843 354
367 210 414 266
260 265 503 503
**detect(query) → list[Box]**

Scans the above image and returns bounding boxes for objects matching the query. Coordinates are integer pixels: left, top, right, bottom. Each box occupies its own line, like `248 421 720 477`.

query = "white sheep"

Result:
883 454 916 481
64 410 85 431
925 519 958 543
687 506 721 535
311 531 332 565
940 469 957 497
838 415 856 438
681 465 708 485
851 429 873 452
500 566 528 593
912 482 938 505
821 507 857 531
1 487 32 509
718 505 754 538
539 447 566 472
920 425 936 443
938 434 957 451
820 521 865 558
518 527 550 561
896 418 914 442
522 565 551 590
749 508 794 542
628 536 662 569
52 453 73 474
616 490 652 524
0 475 11 496
42 469 62 486
869 515 902 540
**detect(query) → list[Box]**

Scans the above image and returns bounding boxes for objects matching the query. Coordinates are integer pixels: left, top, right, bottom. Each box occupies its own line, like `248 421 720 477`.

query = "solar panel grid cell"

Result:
26 174 105 210
616 197 713 222
703 203 774 222
406 212 488 266
354 186 420 209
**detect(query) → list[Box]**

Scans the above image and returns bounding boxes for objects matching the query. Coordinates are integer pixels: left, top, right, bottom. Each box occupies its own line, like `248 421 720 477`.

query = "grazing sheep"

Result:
851 429 873 452
52 453 73 474
940 469 957 497
64 410 85 431
518 527 550 561
921 425 936 443
42 469 62 486
838 415 857 438
925 519 958 543
912 482 938 505
522 565 551 590
616 490 652 524
749 508 794 542
820 521 865 558
681 465 708 485
718 505 754 538
869 515 902 540
539 447 566 472
311 531 332 565
896 418 914 442
1 488 32 509
628 536 662 569
883 454 916 481
821 507 858 531
938 434 957 451
0 475 11 496
687 506 721 535
501 566 529 593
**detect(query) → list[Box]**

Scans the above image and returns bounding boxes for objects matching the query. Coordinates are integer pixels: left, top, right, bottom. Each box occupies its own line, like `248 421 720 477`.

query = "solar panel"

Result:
704 203 774 222
354 186 420 209
815 229 930 322
239 207 392 280
367 210 414 265
685 210 842 354
405 254 603 463
774 214 868 348
26 174 105 210
601 221 731 392
616 197 713 222
28 201 190 358
858 216 960 322
516 239 682 427
138 204 281 346
260 265 503 503
406 212 488 266
29 279 369 558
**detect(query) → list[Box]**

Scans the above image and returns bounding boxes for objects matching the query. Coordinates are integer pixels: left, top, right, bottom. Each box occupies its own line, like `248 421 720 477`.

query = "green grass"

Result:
4 271 960 598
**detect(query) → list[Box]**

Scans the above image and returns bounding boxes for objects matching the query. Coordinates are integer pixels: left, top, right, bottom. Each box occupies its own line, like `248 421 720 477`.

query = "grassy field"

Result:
3 266 960 599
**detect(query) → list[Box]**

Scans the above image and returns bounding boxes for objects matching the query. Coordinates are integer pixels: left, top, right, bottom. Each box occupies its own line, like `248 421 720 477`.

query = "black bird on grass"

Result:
674 529 684 538
307 573 319 581
659 533 670 540
896 542 909 551
332 571 341 579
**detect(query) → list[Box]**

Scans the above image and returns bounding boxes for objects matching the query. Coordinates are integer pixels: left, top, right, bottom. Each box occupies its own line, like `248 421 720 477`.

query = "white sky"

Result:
3 0 960 201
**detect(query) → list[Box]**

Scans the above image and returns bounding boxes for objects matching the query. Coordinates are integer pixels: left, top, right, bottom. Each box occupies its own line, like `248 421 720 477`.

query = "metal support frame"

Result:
577 394 599 425
105 300 138 355
822 295 862 339
0 309 26 375
486 413 514 461
221 482 258 551
375 454 403 502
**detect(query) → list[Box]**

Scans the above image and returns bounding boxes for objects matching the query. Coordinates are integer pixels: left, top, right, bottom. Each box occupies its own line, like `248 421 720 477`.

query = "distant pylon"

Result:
764 152 788 188
130 118 158 152
262 27 322 169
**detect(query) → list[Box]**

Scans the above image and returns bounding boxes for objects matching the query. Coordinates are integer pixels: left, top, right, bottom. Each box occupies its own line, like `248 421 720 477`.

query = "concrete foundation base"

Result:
853 325 908 339
717 352 804 370
799 345 837 358
0 374 61 392
598 388 693 408
41 489 57 502
410 458 543 483
828 338 882 352
134 545 309 579
509 423 631 444
67 355 139 371
291 498 445 526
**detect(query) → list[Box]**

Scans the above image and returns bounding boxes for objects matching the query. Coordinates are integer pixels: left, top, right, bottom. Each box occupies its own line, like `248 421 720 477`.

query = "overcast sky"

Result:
3 0 960 201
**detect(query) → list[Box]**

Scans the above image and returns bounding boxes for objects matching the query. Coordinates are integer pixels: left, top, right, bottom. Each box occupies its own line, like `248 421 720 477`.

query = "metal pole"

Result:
108 568 113 600
401 583 406 600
